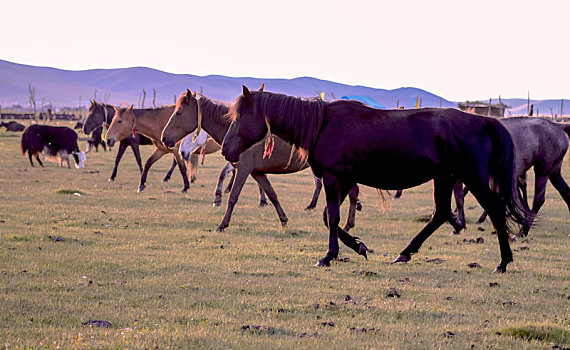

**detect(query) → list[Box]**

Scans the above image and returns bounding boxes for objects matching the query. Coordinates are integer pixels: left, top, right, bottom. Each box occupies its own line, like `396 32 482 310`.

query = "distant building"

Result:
457 101 509 118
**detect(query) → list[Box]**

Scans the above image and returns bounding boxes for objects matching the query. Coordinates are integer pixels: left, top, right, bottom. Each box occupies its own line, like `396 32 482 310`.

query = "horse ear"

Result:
243 85 251 102
113 106 119 114
128 104 134 111
258 83 264 92
192 91 197 98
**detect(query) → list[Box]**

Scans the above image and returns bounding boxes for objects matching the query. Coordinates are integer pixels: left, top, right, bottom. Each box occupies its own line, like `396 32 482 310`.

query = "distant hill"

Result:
0 59 454 109
0 59 567 116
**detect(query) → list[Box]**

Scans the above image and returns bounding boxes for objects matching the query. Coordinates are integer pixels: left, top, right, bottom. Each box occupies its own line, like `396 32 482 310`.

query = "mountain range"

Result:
0 59 567 116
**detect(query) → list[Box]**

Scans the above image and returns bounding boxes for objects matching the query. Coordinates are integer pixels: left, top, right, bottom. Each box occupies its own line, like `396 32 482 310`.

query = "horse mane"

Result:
197 94 230 118
229 91 326 158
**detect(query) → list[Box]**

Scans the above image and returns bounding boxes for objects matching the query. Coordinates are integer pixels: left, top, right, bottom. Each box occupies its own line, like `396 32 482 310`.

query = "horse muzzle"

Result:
107 138 116 147
161 136 176 148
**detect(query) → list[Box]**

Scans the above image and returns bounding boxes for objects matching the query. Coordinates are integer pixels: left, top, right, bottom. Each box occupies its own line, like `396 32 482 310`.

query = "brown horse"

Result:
105 104 192 192
161 90 362 255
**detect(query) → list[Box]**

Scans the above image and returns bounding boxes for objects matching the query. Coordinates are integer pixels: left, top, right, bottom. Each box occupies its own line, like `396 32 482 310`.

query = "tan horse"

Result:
161 90 365 262
105 104 191 192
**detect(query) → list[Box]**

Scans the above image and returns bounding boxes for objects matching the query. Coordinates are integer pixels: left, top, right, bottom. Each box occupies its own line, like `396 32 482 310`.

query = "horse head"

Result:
161 89 201 148
105 105 134 147
222 85 267 162
84 101 109 135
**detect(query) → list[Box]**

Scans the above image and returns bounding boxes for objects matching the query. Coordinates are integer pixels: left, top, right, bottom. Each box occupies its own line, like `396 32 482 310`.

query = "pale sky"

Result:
1 0 568 101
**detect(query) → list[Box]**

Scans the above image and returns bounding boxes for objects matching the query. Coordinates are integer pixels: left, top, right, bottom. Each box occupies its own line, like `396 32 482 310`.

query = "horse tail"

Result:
485 119 533 232
20 130 30 156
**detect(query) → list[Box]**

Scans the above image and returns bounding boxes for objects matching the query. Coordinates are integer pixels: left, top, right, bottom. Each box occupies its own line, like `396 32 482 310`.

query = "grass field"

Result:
0 121 568 349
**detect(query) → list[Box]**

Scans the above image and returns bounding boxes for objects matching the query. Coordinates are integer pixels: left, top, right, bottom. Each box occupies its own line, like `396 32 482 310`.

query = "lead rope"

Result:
193 97 203 141
263 116 274 159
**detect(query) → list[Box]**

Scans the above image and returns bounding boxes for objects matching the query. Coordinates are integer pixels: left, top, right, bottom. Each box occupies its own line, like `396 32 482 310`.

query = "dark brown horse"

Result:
161 90 362 250
222 86 532 272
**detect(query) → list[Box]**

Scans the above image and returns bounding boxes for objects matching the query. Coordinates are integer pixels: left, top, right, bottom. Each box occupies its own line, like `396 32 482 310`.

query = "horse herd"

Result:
20 85 570 273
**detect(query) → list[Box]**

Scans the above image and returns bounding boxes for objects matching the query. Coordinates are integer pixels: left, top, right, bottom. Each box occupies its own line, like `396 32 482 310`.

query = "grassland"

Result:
0 121 568 349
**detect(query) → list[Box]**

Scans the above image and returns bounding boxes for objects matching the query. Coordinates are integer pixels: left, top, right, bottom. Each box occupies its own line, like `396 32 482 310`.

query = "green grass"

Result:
0 120 569 349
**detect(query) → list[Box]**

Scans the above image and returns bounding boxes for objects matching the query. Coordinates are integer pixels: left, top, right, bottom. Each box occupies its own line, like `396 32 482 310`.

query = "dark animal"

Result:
161 89 360 235
21 124 86 168
73 122 84 130
1 121 25 132
84 101 159 181
454 117 570 237
86 126 107 153
222 86 532 272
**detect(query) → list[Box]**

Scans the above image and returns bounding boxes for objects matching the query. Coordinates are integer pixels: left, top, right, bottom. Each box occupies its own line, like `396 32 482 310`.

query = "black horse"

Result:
222 86 532 273
84 101 178 182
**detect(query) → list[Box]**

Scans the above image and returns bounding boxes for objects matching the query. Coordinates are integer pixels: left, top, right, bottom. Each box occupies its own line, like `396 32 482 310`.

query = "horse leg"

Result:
322 184 360 231
28 153 36 167
394 177 455 264
225 169 236 193
257 184 269 207
468 180 513 273
548 169 570 213
101 140 107 152
173 151 190 193
109 141 127 181
214 162 234 207
130 142 144 174
305 176 322 210
343 184 359 231
138 148 167 192
189 154 199 183
394 190 403 199
216 168 249 232
315 174 343 267
162 158 177 183
451 180 466 234
516 174 548 237
250 172 287 225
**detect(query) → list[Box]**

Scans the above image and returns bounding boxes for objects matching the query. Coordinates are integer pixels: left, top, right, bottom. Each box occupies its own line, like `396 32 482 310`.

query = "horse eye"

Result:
118 120 123 124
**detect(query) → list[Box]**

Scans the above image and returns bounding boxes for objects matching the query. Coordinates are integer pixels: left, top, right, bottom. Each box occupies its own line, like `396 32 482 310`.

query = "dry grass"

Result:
0 121 568 349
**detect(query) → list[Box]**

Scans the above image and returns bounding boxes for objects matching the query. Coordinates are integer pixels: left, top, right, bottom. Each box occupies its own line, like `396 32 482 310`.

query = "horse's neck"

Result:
104 105 115 124
201 101 231 144
133 108 172 141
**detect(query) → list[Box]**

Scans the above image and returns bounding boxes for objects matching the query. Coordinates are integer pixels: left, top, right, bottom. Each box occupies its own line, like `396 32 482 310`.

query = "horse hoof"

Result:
108 178 115 182
356 202 362 211
305 205 316 211
450 230 461 236
314 259 330 267
358 243 368 259
280 220 288 228
137 185 146 192
162 177 170 183
493 266 506 273
392 254 409 264
213 202 222 207
181 188 189 193
258 201 269 208
215 225 226 233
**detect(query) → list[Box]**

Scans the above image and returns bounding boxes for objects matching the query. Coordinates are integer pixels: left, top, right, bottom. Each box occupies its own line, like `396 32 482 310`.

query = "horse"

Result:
161 89 361 241
84 101 176 182
179 129 270 207
221 86 532 273
105 104 190 193
454 117 570 237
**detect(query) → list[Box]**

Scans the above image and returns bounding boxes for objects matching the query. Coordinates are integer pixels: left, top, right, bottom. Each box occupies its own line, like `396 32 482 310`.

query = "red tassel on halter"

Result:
132 128 136 138
263 116 274 159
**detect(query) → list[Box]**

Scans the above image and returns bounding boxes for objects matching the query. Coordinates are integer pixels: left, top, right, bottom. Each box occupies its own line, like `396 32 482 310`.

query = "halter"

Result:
193 96 203 142
263 115 274 159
